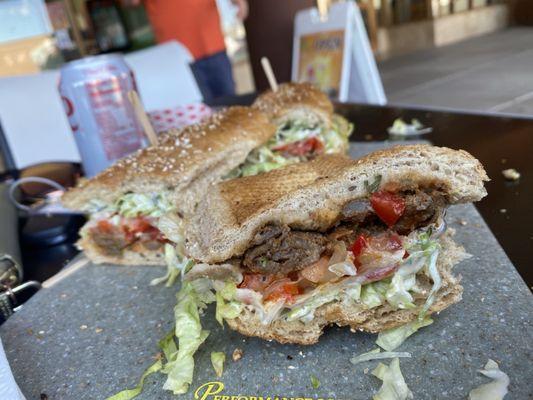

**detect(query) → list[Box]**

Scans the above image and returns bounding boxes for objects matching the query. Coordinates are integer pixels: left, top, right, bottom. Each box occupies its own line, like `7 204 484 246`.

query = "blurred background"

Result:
1 0 531 95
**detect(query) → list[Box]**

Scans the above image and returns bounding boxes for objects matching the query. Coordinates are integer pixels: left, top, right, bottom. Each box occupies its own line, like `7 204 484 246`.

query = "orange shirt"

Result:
144 0 226 60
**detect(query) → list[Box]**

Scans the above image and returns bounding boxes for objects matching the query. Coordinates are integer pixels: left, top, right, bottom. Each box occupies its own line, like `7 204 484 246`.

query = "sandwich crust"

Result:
252 82 334 127
185 145 488 264
61 106 276 213
226 232 466 345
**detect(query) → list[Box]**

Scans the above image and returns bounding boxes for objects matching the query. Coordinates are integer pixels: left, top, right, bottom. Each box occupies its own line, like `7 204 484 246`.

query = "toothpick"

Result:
127 90 159 146
261 57 278 92
317 0 330 21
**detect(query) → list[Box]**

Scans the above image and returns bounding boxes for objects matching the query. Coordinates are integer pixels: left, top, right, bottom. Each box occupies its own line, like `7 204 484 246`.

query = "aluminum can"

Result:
59 54 146 177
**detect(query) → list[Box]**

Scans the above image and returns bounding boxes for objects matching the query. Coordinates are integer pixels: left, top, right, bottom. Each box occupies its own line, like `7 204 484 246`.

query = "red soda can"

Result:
59 54 147 177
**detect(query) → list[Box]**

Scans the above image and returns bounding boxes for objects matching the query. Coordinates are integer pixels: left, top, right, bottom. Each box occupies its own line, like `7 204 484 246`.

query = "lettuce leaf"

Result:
210 352 225 378
150 244 193 287
215 281 244 326
106 359 163 400
468 359 509 400
372 358 413 400
376 318 433 351
161 282 213 394
350 348 411 365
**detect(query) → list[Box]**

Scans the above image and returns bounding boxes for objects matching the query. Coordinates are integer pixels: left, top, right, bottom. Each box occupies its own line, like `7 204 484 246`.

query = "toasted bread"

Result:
252 82 334 128
61 107 276 214
185 145 489 264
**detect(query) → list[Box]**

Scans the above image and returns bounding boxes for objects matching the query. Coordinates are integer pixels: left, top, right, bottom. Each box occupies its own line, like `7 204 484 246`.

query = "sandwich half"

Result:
225 82 353 178
61 107 275 265
181 145 488 344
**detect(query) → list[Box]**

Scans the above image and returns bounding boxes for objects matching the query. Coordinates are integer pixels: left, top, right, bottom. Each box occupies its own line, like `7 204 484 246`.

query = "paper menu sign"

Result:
292 2 386 104
297 30 344 97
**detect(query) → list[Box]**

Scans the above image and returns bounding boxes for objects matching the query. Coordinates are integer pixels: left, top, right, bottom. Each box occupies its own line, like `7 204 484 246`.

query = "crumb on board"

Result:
232 348 243 362
502 168 520 181
80 325 88 330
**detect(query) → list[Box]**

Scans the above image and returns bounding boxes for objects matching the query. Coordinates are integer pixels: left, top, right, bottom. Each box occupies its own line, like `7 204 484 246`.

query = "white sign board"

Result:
292 2 386 104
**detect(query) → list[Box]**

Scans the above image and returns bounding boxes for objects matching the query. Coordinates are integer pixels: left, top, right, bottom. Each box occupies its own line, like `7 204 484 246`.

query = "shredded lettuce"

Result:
372 358 414 400
361 280 390 309
419 246 441 320
150 244 193 287
154 214 185 249
210 352 225 378
310 375 321 389
115 192 174 218
225 115 352 178
350 348 411 365
161 282 212 394
106 359 163 400
468 359 509 400
376 317 433 351
215 282 244 326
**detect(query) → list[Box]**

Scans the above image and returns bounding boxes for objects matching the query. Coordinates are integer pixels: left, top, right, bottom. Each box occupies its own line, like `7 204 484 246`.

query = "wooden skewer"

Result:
261 57 278 92
317 0 330 21
127 90 159 146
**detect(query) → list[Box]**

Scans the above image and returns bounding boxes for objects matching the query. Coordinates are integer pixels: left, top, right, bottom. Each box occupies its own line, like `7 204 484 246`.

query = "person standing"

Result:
122 0 248 100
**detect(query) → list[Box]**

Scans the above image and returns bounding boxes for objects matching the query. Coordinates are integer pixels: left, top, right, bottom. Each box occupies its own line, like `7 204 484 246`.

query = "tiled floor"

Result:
379 27 533 117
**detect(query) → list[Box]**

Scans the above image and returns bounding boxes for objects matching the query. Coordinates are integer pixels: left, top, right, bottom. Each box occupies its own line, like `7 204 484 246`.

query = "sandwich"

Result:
179 145 488 344
61 107 276 266
62 83 352 267
225 82 353 178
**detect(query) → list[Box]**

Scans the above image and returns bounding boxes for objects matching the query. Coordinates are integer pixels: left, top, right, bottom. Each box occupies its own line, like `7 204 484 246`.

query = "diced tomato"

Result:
273 137 325 157
263 279 302 303
96 220 115 234
351 235 368 257
121 217 166 242
370 191 406 227
239 273 275 292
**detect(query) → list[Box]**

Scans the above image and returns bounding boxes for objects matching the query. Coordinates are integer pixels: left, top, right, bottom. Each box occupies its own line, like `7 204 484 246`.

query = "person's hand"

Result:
231 0 248 21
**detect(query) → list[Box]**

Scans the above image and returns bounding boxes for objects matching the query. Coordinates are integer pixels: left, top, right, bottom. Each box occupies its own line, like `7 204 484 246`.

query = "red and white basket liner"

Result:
148 103 212 133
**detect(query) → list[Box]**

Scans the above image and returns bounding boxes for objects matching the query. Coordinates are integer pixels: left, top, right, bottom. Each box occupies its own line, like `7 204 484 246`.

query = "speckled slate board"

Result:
1 142 532 400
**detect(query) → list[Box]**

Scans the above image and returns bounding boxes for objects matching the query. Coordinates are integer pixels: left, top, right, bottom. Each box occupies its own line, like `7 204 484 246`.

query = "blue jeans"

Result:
190 51 235 101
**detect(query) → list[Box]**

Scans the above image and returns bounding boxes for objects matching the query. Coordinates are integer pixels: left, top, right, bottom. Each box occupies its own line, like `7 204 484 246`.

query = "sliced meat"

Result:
243 230 328 275
394 189 446 234
341 199 371 223
89 227 129 256
249 224 288 246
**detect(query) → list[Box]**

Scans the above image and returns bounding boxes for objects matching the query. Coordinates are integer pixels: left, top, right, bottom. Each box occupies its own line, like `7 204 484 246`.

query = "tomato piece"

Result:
239 274 275 292
121 217 166 243
273 137 324 157
351 235 368 257
370 191 406 227
263 279 302 303
96 220 115 234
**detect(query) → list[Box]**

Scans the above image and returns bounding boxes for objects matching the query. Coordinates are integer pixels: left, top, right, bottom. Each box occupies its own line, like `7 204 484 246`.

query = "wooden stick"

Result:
127 90 159 146
317 0 330 21
260 57 278 92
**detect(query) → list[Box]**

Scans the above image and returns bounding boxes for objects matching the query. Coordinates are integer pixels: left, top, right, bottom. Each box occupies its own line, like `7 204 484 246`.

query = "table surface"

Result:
213 94 533 287
1 142 531 400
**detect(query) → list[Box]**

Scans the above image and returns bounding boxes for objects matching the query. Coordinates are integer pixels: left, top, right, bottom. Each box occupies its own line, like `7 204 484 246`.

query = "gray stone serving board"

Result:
1 142 532 400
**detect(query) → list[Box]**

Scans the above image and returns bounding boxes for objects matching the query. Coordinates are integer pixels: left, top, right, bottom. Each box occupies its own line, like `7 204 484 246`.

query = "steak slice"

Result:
394 189 446 234
243 230 328 275
89 226 129 257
